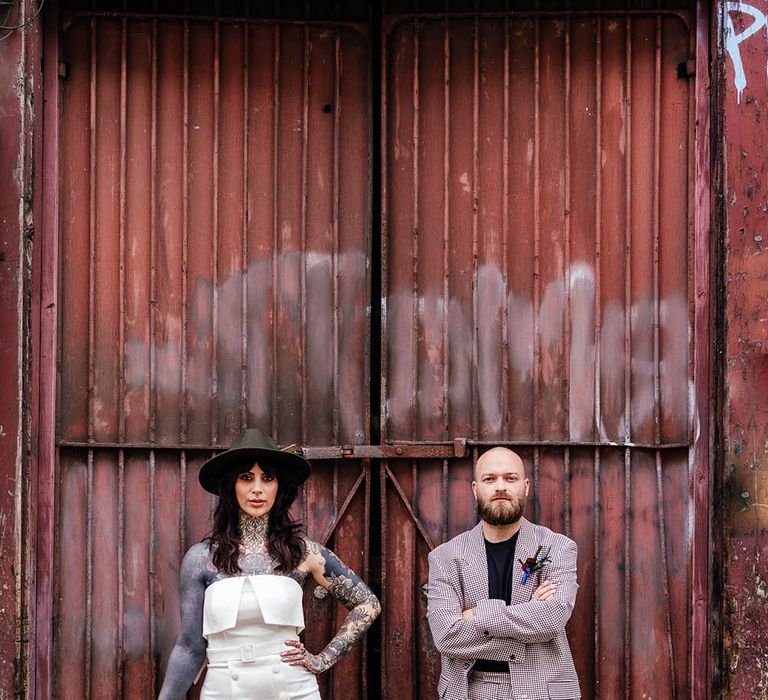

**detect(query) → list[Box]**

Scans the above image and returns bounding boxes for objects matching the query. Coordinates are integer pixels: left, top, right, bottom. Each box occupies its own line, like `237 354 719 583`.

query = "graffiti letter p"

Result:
724 1 767 103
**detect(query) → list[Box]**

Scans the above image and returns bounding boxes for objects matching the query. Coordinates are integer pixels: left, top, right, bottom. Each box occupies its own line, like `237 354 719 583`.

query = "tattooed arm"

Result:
158 543 211 699
288 540 381 674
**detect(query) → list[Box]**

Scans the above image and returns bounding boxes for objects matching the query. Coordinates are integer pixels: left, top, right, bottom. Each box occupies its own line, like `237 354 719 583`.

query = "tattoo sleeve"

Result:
309 543 381 671
157 543 210 700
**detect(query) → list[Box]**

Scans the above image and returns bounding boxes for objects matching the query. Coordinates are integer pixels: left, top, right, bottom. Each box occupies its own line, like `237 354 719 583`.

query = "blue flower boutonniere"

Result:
519 545 552 585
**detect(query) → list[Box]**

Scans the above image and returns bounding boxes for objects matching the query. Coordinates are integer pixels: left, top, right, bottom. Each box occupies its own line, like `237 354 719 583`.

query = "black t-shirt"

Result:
485 532 519 605
473 531 519 673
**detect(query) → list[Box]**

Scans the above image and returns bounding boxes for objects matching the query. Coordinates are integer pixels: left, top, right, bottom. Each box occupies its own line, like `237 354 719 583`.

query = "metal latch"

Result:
303 438 467 460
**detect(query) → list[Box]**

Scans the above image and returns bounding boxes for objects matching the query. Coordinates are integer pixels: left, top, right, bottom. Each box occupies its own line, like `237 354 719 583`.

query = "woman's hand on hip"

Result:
281 639 329 674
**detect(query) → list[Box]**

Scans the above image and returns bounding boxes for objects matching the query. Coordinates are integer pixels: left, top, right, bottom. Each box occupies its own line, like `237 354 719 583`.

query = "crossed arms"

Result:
426 538 578 659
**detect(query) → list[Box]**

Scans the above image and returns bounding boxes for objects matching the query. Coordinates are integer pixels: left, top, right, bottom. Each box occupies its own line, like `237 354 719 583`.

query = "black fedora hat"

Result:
198 428 311 494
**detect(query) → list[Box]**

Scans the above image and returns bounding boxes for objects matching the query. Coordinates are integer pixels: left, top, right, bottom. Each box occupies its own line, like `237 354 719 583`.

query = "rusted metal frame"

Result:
386 10 691 22
624 17 632 447
361 22 372 452
299 25 310 526
32 1 60 695
442 17 450 443
62 10 364 27
623 447 631 700
593 446 601 695
624 25 634 698
656 449 677 696
624 24 632 700
410 18 419 443
150 18 158 442
410 457 418 679
380 17 389 442
179 451 187 557
57 438 690 452
442 17 450 543
180 17 190 554
317 465 367 547
441 456 449 543
361 463 371 687
271 23 280 439
652 14 662 449
117 20 128 697
148 449 158 694
471 15 479 439
380 461 389 693
308 442 468 460
690 0 712 695
119 17 127 447
501 17 509 441
563 18 572 537
148 22 160 670
85 19 97 697
9 4 35 692
594 15 610 691
332 27 340 446
85 448 94 698
117 448 126 698
152 24 158 689
300 23 309 450
383 463 436 551
87 17 96 446
211 19 220 446
532 15 541 519
181 19 190 443
594 16 602 447
240 21 249 431
465 439 689 448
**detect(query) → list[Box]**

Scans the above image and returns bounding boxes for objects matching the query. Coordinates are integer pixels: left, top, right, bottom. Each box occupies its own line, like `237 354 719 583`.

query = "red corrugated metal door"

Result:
49 5 703 700
54 12 371 699
381 10 696 699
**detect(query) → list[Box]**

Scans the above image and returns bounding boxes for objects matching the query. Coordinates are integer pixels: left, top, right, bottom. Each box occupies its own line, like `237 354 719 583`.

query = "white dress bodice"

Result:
203 574 305 642
200 575 319 699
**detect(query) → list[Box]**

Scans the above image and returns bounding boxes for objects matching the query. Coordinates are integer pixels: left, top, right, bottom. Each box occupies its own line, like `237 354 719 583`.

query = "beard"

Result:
476 491 526 526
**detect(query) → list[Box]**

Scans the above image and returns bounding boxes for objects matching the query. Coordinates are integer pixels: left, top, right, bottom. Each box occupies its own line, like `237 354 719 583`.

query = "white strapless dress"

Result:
200 575 321 700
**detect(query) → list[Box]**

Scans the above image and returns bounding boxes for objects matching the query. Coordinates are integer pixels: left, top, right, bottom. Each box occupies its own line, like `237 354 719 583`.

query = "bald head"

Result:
472 447 529 528
474 447 526 482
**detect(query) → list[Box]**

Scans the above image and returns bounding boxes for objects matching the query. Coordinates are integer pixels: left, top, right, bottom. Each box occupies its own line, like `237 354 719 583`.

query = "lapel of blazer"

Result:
460 522 489 606
509 518 540 606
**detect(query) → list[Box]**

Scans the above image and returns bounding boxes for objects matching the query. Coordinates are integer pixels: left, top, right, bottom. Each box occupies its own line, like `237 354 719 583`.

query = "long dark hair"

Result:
209 465 306 575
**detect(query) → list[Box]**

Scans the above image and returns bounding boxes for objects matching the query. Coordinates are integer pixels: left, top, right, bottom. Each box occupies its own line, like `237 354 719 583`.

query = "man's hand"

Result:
531 579 556 601
461 607 476 620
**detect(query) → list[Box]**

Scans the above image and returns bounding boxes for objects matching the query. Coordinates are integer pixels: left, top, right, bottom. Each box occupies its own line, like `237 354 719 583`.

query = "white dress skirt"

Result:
200 574 321 700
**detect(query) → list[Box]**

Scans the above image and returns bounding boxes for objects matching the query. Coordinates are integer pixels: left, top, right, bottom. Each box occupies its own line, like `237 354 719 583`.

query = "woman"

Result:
158 429 381 699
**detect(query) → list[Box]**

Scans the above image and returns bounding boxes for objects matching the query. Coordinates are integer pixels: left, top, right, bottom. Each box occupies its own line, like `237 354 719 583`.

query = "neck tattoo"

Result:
239 512 269 554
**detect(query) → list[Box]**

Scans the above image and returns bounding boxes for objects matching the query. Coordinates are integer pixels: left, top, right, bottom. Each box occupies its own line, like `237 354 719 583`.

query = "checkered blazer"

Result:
427 518 580 700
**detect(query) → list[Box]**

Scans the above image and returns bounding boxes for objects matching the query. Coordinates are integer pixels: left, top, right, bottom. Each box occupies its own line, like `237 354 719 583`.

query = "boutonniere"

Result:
519 545 552 585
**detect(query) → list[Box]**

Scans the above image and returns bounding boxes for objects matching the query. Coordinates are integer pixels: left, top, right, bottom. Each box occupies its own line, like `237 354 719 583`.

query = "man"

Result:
427 447 580 700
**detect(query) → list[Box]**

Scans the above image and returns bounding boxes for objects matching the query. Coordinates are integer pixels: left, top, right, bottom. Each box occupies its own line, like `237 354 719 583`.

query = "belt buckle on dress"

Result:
239 643 256 663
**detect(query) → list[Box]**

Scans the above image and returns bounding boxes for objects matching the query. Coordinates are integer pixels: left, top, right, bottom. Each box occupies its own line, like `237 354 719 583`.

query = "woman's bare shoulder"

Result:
180 541 215 580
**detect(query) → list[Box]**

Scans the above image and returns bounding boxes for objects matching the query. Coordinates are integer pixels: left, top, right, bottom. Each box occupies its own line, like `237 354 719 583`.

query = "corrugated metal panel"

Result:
381 12 694 698
55 15 371 698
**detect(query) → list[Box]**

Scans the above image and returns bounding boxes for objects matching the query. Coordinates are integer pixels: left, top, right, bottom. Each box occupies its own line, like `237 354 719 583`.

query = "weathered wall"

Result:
719 1 768 697
0 0 766 697
0 1 40 697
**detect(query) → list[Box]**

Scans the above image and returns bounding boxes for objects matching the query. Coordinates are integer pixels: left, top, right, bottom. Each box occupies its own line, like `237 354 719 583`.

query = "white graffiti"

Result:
724 1 768 103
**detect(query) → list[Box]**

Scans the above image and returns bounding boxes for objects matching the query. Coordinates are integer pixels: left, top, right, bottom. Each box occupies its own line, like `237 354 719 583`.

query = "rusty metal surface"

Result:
718 2 768 697
381 12 696 698
0 1 43 696
54 13 371 698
